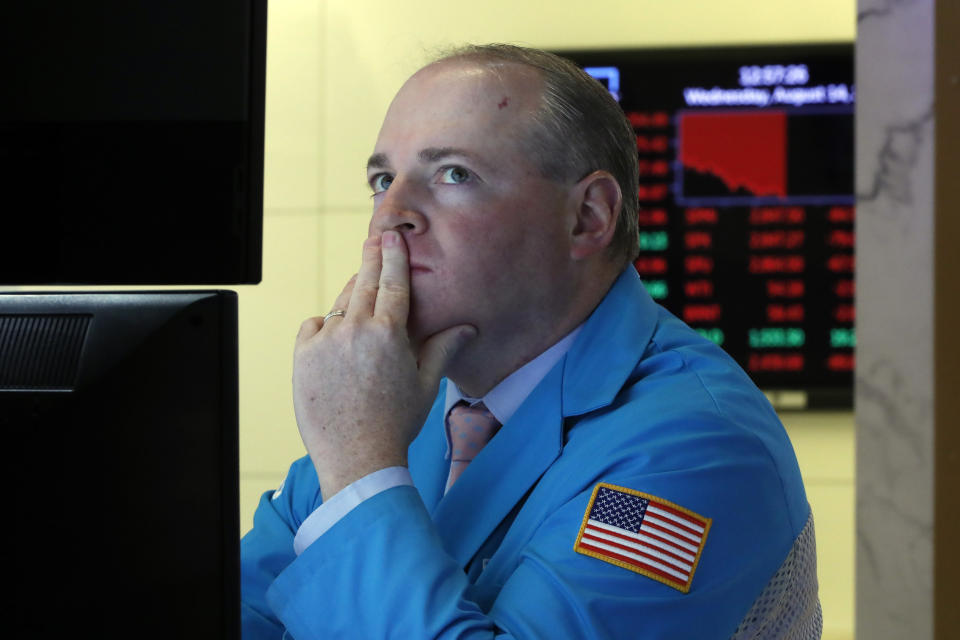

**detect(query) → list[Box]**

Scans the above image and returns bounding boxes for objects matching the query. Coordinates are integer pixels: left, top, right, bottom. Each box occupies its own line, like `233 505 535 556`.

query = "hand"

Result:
292 230 477 500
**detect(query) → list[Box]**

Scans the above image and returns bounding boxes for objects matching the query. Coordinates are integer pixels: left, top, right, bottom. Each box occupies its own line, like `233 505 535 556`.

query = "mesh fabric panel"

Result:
730 511 822 639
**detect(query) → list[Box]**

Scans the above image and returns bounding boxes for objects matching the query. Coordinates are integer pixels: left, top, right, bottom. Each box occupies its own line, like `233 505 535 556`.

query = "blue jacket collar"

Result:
563 267 659 416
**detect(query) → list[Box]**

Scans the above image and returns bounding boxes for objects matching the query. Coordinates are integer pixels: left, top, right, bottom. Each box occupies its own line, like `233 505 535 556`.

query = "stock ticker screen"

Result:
559 44 855 408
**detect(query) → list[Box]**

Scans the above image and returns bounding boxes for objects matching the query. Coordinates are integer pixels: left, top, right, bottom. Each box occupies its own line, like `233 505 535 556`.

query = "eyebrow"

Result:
366 153 389 171
418 147 478 164
366 147 484 171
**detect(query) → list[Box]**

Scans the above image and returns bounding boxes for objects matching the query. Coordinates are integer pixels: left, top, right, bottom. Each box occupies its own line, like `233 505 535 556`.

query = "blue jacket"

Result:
241 268 810 638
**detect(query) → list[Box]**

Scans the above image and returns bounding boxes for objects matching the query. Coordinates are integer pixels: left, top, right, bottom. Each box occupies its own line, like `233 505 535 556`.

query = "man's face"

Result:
367 61 578 346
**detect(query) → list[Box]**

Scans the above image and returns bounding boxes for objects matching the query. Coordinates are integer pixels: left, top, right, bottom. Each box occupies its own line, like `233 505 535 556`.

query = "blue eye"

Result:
440 166 471 184
371 174 393 193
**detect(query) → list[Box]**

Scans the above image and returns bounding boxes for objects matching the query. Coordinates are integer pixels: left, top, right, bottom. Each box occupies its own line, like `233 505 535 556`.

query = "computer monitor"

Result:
0 0 266 285
0 290 238 637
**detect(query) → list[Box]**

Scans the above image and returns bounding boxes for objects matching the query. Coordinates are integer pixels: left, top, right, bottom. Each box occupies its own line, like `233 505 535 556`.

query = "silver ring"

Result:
323 309 346 322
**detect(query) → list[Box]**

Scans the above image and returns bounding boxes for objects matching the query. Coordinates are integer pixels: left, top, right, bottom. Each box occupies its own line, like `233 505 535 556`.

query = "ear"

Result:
569 170 622 260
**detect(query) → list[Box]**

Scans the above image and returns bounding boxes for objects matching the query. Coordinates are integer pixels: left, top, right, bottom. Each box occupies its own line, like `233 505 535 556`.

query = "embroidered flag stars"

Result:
573 483 711 593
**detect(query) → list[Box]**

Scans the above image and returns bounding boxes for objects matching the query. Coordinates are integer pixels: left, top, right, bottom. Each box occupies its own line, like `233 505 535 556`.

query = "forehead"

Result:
374 60 544 157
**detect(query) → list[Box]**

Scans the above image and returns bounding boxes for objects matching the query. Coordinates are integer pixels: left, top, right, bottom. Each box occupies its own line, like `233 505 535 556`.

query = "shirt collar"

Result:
443 325 583 425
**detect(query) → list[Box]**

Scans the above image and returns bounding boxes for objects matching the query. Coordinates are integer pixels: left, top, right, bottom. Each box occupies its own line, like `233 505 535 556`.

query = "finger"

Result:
301 274 357 344
347 235 383 319
296 316 323 345
417 324 478 388
324 274 357 325
374 230 410 323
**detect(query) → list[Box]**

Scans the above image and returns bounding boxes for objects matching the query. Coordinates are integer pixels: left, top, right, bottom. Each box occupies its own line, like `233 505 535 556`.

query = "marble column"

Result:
855 0 935 638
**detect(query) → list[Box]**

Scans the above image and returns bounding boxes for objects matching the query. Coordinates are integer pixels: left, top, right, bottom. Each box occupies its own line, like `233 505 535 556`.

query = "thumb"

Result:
417 324 477 387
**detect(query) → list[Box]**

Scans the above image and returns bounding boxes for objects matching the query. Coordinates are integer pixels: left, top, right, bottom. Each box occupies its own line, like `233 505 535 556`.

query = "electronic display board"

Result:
558 45 854 408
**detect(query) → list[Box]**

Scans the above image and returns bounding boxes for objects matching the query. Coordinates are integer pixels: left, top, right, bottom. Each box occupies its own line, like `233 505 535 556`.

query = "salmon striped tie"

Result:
444 401 500 492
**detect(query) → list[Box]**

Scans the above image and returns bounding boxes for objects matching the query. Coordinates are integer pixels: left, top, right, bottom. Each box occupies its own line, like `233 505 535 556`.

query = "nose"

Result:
368 179 428 237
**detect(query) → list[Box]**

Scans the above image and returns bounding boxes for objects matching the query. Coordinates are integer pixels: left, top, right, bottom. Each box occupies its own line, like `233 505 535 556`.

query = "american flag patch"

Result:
573 483 711 593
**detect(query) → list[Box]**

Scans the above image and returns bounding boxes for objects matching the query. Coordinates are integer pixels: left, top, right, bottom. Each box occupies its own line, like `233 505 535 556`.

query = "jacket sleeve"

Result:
241 456 321 640
266 485 498 639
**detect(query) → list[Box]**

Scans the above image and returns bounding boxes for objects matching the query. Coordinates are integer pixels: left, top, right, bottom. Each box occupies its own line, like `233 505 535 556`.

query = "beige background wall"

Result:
242 2 856 638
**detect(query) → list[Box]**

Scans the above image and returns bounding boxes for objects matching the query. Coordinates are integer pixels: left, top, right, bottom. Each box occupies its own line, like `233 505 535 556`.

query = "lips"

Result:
409 263 432 274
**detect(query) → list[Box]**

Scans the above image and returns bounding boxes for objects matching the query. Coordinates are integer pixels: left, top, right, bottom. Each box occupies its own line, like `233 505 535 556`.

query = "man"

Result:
241 44 820 639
